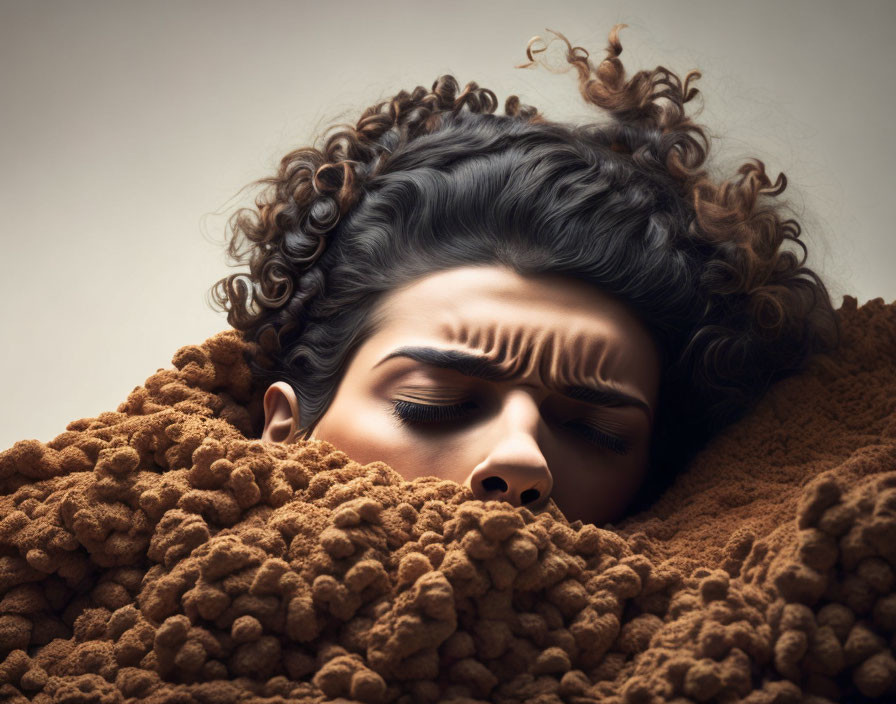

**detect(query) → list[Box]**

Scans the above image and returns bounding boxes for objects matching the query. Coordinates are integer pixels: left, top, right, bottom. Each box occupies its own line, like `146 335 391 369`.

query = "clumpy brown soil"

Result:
0 295 894 703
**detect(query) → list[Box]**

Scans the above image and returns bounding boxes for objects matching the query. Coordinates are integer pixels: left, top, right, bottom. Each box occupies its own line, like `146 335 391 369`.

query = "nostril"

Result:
521 488 540 504
481 476 508 492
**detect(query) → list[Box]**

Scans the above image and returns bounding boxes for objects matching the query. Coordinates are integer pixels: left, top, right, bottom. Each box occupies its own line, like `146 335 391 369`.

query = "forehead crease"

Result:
442 321 602 387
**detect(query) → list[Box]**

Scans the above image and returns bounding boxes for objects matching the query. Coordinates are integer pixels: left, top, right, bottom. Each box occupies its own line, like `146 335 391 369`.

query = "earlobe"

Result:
261 381 302 443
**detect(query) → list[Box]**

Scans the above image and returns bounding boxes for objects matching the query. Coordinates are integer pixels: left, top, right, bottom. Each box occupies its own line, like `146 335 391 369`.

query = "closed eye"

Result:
390 400 630 455
390 399 476 424
565 422 630 455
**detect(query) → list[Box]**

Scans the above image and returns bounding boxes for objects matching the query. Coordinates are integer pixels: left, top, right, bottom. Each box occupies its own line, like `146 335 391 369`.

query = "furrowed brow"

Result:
373 346 652 419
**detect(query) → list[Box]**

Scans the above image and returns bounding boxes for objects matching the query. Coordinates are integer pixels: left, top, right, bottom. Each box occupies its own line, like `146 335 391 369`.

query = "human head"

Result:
262 264 662 525
210 26 840 521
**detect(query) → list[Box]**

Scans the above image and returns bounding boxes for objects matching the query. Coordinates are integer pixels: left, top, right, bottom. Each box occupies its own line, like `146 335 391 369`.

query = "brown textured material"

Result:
0 295 894 704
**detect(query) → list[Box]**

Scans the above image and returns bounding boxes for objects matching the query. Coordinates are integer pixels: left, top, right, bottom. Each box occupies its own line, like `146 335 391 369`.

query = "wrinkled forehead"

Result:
372 266 662 404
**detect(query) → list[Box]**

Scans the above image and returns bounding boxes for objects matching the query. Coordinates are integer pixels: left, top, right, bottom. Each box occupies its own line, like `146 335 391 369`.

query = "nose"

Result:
464 390 553 510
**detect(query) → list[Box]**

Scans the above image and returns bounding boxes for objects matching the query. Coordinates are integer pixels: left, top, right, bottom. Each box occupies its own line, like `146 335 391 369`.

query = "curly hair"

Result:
208 25 841 515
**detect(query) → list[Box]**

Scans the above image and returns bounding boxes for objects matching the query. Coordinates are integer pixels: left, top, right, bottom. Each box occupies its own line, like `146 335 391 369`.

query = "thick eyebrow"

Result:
373 346 652 420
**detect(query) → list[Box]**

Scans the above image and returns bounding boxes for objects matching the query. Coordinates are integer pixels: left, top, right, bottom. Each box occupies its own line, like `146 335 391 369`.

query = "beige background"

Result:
1 0 894 450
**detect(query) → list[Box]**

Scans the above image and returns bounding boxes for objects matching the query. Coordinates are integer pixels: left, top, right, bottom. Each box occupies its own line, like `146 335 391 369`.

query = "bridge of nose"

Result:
460 385 555 506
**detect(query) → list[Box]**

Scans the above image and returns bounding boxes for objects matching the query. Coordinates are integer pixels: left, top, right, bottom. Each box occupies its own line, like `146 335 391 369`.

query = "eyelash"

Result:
390 400 630 455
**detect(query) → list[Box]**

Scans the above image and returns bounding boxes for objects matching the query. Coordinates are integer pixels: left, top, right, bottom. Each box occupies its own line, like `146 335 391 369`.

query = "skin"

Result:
262 264 661 526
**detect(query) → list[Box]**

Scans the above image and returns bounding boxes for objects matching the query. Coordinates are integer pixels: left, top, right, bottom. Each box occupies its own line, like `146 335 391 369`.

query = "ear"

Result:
262 381 302 443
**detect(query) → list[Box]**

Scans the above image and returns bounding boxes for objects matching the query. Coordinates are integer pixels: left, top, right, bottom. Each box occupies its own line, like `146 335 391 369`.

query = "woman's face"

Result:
263 265 661 526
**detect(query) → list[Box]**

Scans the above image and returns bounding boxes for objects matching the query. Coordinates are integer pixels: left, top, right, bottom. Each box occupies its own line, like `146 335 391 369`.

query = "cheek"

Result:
312 398 393 467
312 397 470 483
548 451 649 525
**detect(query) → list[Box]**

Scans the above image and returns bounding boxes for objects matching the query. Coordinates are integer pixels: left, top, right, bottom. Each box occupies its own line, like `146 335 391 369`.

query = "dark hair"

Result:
209 26 841 515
